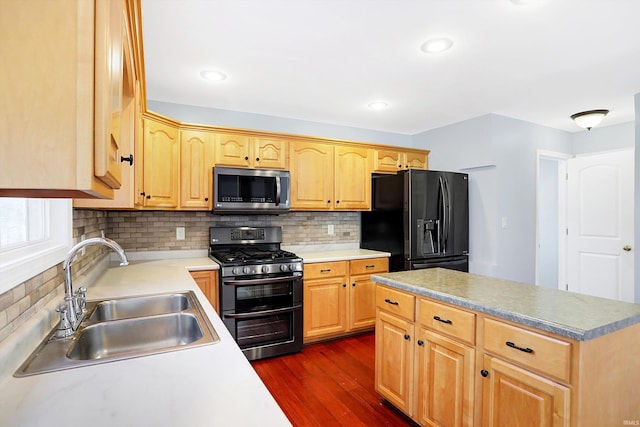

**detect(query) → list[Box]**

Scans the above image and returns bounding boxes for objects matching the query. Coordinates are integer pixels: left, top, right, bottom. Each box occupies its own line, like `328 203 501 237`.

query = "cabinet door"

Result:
290 141 334 210
403 151 428 170
416 329 474 427
349 275 377 330
180 130 213 209
253 137 288 169
142 117 179 208
334 146 371 210
214 134 251 167
374 149 403 173
481 355 570 427
303 277 347 340
375 310 415 416
94 0 124 190
190 270 219 314
74 21 136 209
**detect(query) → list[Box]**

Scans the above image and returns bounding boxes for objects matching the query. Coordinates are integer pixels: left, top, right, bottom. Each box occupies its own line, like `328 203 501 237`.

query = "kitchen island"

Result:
0 259 291 427
371 268 640 427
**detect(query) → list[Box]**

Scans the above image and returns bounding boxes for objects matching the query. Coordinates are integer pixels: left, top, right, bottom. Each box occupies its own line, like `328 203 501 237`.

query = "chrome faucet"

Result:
57 237 129 337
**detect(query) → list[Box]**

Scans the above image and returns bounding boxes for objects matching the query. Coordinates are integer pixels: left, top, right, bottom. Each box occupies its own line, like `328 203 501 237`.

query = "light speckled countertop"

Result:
0 257 290 427
284 244 390 263
371 268 640 341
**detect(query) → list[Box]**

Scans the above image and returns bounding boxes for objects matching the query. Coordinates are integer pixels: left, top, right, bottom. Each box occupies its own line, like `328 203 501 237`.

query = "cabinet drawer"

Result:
418 299 475 345
376 286 415 322
350 257 389 275
304 261 348 279
483 318 571 383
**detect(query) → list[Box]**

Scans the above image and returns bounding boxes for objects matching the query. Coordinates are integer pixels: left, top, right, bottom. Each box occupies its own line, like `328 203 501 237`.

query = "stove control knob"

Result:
280 264 288 272
288 264 295 271
232 268 239 275
261 266 269 273
243 267 251 274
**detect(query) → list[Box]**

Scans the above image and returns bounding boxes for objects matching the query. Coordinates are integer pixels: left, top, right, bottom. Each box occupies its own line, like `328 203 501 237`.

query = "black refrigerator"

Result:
360 169 469 272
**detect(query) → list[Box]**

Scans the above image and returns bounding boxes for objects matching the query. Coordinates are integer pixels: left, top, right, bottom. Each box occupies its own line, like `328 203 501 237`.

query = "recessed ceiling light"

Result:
510 0 540 4
368 101 388 111
200 70 227 82
420 38 454 54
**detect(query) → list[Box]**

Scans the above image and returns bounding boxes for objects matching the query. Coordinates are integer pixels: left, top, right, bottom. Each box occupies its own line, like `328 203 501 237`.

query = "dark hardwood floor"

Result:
251 332 415 427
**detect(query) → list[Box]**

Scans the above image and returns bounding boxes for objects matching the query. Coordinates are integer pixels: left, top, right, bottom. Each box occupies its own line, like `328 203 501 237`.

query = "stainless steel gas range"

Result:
208 226 303 361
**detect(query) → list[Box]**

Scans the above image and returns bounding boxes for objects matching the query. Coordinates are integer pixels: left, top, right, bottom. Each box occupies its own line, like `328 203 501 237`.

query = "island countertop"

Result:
371 268 640 341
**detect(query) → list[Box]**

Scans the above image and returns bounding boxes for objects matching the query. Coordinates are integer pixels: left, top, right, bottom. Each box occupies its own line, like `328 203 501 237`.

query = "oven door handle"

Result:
223 304 302 319
224 276 299 286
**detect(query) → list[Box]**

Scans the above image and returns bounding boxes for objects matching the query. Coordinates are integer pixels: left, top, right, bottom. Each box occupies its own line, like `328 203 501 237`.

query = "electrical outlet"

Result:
328 224 335 235
80 234 86 255
176 227 186 240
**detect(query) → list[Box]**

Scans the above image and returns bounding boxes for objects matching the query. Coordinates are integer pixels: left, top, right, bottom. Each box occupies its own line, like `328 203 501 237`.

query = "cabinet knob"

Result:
352 283 355 287
417 340 424 346
244 156 249 161
140 191 146 197
327 200 331 204
342 284 346 288
336 200 340 204
404 334 410 341
146 195 151 199
480 369 489 378
256 157 260 162
204 197 209 202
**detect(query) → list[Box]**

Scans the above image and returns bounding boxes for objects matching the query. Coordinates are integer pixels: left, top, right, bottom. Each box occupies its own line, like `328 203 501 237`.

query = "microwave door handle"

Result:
275 175 281 206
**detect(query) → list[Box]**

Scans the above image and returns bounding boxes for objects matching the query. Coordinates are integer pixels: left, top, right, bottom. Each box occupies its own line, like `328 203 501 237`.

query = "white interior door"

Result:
567 149 634 302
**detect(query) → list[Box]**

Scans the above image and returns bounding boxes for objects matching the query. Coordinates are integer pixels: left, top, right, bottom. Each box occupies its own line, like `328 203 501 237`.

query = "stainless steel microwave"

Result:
212 167 291 214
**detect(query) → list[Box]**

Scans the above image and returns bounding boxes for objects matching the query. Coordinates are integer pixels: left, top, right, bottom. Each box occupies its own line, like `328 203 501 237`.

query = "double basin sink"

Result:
15 291 220 377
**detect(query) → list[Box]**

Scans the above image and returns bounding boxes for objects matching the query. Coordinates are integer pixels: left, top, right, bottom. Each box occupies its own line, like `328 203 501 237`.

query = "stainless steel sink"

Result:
88 293 191 321
68 313 204 360
15 291 219 377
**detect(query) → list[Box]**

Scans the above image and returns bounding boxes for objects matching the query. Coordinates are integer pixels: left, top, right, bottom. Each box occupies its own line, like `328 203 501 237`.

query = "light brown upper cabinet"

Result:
0 0 133 198
74 6 139 209
138 116 180 208
373 149 429 174
334 145 371 210
214 134 288 169
290 141 334 210
180 129 214 210
290 141 371 210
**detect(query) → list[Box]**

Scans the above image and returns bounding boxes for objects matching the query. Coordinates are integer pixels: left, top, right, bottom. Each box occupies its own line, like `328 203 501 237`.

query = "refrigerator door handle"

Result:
439 177 448 254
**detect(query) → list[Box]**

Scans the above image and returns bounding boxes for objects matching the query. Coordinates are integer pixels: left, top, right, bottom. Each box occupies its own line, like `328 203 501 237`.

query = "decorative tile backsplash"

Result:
106 210 360 252
0 209 360 344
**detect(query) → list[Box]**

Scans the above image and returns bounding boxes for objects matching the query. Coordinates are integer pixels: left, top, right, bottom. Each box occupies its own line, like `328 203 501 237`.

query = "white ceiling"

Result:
141 0 640 135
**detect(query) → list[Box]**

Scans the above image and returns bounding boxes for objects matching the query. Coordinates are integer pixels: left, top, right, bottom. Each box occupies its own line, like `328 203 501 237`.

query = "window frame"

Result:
0 199 73 294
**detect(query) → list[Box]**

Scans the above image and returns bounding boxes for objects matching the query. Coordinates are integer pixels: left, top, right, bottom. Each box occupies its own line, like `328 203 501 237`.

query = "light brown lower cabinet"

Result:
303 257 388 342
375 284 640 426
189 270 218 314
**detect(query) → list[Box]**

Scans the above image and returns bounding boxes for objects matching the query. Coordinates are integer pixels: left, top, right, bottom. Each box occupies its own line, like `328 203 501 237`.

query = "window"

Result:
0 198 72 294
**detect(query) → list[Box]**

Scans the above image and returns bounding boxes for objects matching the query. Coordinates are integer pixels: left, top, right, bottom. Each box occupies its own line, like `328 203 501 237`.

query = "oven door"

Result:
220 274 303 360
223 305 302 359
220 274 302 312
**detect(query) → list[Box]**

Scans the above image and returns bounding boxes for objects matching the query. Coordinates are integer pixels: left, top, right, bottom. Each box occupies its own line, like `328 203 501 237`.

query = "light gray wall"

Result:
571 121 635 154
414 114 572 284
635 92 640 303
147 100 413 147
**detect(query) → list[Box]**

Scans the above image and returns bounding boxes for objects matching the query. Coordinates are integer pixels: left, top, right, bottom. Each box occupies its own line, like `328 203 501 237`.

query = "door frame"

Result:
535 150 571 290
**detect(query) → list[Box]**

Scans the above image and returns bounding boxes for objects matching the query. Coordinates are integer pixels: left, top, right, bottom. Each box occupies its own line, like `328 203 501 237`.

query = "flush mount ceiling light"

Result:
368 101 388 111
200 70 228 82
570 109 609 131
420 38 454 54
